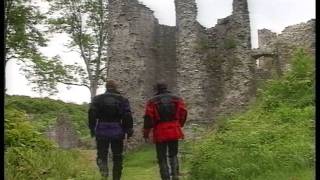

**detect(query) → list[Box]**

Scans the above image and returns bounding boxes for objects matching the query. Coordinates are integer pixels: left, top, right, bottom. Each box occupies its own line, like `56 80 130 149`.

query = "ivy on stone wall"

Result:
224 38 237 49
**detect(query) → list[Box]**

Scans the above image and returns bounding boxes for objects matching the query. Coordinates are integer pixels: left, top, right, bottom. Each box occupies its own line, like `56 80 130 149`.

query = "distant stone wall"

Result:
253 19 315 80
46 114 79 149
276 19 315 71
258 29 277 48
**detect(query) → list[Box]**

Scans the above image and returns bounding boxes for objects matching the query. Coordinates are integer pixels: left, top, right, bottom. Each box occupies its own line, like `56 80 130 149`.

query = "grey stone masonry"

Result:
106 0 314 129
45 114 79 149
253 19 315 78
174 0 209 122
107 0 159 121
258 29 277 48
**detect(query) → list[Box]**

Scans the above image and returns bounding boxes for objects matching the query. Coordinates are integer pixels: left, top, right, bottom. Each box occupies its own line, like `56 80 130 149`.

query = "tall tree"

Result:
5 0 47 67
4 0 75 95
48 0 109 100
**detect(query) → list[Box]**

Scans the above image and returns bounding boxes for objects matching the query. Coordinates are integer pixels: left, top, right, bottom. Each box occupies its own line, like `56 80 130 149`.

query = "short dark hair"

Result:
154 80 168 91
106 80 117 90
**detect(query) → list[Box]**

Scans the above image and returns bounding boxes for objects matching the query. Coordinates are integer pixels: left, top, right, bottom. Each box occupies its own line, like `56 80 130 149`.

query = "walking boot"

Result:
159 160 170 180
97 159 109 179
169 156 179 180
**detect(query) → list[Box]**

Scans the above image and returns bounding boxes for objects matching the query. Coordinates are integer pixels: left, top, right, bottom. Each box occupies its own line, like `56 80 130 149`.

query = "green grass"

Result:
254 168 315 180
122 143 192 180
5 148 101 180
5 95 90 138
122 144 160 180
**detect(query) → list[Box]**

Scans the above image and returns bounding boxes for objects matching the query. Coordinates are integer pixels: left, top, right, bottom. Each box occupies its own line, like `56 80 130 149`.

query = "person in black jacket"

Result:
88 80 133 180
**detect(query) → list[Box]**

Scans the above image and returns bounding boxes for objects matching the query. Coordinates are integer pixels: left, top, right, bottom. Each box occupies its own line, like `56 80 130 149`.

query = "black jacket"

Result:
88 89 133 136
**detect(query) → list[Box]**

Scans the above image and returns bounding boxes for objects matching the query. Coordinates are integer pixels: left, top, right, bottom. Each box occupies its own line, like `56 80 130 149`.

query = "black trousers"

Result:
156 140 179 180
96 137 124 179
156 140 178 160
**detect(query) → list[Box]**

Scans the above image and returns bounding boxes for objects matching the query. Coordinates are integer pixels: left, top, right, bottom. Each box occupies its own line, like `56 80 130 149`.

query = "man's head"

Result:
106 80 118 91
153 80 168 93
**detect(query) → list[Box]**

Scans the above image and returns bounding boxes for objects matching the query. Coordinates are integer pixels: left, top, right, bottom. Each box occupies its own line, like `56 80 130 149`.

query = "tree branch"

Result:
57 80 90 89
98 66 107 73
4 0 13 65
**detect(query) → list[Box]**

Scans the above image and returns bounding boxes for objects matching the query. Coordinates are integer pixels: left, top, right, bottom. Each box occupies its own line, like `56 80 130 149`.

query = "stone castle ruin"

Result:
106 0 315 124
253 19 315 80
46 114 80 149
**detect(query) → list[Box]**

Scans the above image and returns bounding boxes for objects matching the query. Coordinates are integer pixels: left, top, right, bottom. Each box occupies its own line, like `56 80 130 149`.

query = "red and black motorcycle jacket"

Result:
143 90 187 143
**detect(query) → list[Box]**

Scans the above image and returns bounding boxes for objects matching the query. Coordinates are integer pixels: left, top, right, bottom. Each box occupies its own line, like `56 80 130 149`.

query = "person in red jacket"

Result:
143 81 187 180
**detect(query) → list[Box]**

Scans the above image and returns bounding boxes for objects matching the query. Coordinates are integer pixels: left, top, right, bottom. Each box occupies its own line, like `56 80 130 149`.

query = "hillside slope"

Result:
189 49 315 180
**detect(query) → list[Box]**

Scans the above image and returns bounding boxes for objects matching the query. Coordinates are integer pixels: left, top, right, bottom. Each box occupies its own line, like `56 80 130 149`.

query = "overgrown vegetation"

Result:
5 95 90 138
122 143 191 180
189 49 315 180
4 106 100 180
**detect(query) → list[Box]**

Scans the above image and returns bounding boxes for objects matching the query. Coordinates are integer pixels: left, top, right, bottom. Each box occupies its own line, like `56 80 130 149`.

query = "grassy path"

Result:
79 143 191 180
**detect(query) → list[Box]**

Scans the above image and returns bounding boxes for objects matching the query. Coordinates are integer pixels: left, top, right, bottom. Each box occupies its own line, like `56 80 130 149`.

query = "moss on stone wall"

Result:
224 38 237 49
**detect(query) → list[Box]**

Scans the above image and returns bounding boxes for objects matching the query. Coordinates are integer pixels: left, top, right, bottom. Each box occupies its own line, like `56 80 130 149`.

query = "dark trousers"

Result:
156 140 179 180
96 137 123 180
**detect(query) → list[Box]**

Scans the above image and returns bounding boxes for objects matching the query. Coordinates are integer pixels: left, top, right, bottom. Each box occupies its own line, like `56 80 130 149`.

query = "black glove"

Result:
90 130 95 138
126 129 134 139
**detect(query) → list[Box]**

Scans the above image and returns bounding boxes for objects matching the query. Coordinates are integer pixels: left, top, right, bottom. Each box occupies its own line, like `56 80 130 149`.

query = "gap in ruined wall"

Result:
138 0 176 26
195 0 232 28
138 0 234 28
137 0 259 49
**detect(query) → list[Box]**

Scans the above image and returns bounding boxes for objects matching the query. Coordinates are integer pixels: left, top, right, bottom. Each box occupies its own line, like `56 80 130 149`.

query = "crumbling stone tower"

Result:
106 0 255 123
175 0 208 122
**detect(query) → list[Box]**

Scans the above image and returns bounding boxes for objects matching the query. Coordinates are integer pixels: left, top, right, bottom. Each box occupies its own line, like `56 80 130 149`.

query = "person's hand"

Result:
143 133 149 143
127 129 134 139
90 131 95 138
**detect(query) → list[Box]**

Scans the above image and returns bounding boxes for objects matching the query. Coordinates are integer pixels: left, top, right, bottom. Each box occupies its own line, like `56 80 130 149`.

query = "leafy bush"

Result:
189 49 315 180
4 107 100 179
260 49 314 110
5 107 55 150
5 95 90 138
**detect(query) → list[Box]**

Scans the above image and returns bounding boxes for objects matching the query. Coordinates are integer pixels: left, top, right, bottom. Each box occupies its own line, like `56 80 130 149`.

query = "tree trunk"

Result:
90 81 98 101
4 0 9 93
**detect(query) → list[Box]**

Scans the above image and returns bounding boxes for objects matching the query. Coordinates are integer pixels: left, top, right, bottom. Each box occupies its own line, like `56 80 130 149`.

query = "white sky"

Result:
6 0 315 104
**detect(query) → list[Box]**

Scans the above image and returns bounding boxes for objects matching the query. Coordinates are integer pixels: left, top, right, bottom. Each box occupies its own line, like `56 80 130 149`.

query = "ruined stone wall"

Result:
258 29 277 48
107 0 256 124
276 19 315 71
227 0 255 111
256 19 315 73
46 114 79 149
254 29 277 79
107 0 159 121
199 0 255 118
106 0 178 145
153 25 177 93
174 0 209 122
